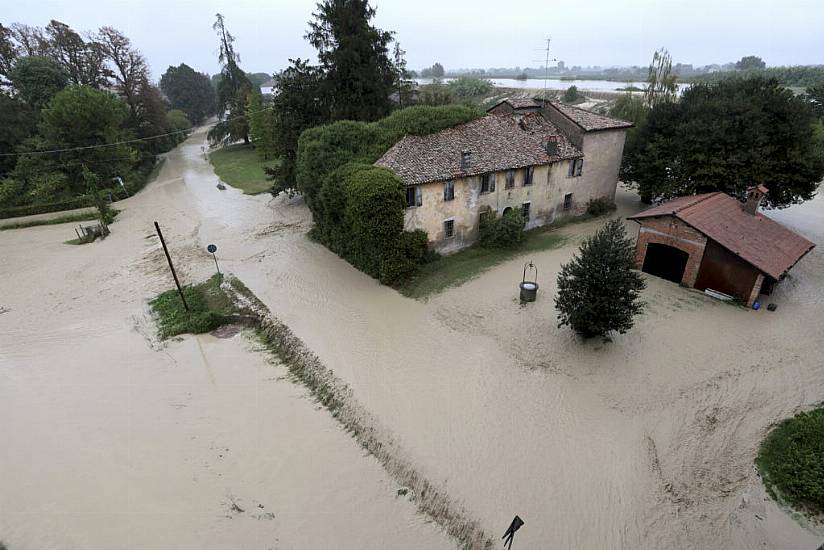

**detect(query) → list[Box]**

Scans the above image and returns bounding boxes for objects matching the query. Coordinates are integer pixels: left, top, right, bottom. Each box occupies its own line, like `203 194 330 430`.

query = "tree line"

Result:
0 19 216 211
607 48 824 208
218 0 409 196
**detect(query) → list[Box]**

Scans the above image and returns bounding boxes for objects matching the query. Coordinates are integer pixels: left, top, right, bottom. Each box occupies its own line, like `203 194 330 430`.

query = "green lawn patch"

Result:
757 407 824 516
396 224 568 300
149 274 244 339
208 144 280 195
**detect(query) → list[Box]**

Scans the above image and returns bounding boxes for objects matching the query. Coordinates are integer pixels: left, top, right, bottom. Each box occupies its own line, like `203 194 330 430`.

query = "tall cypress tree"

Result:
305 0 395 121
210 13 254 144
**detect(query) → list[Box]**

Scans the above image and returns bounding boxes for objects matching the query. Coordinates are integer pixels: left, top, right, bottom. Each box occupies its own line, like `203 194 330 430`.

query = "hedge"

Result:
0 196 92 219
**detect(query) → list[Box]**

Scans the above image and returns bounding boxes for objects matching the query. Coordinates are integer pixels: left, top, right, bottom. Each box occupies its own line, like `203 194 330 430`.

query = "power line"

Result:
0 106 272 158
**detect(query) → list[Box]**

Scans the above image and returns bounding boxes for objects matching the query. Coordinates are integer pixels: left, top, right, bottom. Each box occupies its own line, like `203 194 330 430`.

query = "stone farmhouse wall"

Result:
404 127 627 254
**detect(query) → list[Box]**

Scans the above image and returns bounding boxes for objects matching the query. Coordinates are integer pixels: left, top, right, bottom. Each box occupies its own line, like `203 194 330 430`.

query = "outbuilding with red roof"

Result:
627 186 815 306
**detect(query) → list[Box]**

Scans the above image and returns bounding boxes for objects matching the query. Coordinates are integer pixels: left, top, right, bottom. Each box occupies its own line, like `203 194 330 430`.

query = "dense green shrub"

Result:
344 167 406 274
757 407 824 513
296 104 481 208
296 121 383 210
446 76 493 99
555 218 646 338
562 85 581 103
478 206 526 248
375 104 481 143
585 197 617 216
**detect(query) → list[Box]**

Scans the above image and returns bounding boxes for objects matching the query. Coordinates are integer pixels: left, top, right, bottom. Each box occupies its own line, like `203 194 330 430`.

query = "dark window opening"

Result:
443 180 455 201
522 202 531 220
568 158 583 177
505 170 515 189
479 209 491 228
480 173 495 193
524 166 534 186
406 186 422 208
563 193 573 210
444 219 455 238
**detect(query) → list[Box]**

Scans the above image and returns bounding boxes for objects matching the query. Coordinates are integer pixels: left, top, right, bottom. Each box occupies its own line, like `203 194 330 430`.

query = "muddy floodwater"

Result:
2 126 823 549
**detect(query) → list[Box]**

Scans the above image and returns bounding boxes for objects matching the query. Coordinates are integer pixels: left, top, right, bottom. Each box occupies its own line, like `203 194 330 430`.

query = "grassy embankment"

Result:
148 274 251 339
756 407 824 519
209 144 280 195
1 209 120 232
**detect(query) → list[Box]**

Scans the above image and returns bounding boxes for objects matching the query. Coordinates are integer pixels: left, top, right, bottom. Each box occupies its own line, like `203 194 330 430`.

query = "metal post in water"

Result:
207 244 220 275
154 221 189 311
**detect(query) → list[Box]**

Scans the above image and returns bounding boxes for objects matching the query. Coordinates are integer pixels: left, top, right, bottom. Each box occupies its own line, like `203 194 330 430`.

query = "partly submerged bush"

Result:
757 407 824 514
586 196 617 216
149 274 238 339
478 206 526 248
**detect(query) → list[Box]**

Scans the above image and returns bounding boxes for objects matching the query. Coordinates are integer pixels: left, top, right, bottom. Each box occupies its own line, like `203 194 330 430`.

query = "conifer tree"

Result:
555 219 645 338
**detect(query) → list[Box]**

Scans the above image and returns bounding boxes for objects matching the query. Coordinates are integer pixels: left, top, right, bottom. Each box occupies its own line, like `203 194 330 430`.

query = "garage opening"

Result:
642 243 689 284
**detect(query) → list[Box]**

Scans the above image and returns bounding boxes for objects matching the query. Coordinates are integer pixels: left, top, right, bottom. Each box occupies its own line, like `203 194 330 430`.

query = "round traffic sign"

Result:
207 244 217 253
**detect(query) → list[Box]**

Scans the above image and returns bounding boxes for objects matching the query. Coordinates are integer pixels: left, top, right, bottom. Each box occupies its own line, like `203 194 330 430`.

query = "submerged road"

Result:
0 127 453 550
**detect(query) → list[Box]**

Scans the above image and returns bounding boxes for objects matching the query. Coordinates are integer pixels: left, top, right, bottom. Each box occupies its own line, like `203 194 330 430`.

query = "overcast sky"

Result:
5 0 823 80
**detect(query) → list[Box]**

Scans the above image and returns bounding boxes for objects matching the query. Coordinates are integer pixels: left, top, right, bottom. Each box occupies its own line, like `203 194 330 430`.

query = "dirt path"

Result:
3 125 822 549
0 128 453 550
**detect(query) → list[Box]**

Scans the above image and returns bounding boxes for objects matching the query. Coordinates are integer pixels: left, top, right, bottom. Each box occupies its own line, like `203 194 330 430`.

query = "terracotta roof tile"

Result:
375 113 581 186
487 97 544 111
548 101 633 132
629 192 815 279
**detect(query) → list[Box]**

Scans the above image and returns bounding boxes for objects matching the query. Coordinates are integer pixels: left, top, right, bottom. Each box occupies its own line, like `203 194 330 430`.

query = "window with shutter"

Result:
522 202 531 220
443 180 454 201
505 170 514 189
524 166 534 186
569 159 583 177
563 193 573 210
480 174 490 193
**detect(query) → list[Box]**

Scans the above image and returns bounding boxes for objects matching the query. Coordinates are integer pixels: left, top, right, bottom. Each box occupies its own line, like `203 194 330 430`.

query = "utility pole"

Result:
154 221 189 311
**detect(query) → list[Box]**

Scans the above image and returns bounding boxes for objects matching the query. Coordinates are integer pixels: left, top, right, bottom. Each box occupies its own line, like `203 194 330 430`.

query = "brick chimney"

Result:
744 184 768 215
461 150 472 170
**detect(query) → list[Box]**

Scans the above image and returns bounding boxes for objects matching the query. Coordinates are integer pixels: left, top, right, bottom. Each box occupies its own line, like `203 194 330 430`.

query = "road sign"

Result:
207 244 220 275
502 516 524 550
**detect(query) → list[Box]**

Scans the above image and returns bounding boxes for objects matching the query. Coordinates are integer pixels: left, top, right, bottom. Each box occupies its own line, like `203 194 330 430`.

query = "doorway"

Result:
642 243 689 284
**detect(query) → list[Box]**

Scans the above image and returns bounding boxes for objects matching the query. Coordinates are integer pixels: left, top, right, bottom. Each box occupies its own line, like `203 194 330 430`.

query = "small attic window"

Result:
545 136 559 156
461 150 472 170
